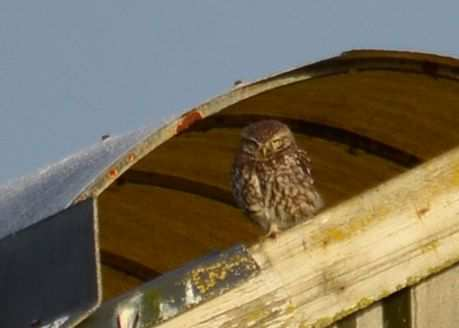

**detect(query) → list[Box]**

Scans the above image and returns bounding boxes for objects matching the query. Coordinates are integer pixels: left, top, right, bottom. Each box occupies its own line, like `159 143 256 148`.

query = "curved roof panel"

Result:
0 126 153 239
78 49 459 200
3 48 459 256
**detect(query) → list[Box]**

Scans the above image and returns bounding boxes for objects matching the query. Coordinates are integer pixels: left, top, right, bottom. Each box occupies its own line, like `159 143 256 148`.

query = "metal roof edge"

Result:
77 49 459 201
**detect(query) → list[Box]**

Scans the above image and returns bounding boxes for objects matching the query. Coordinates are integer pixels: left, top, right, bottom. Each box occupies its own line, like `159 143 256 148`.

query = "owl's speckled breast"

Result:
232 143 323 234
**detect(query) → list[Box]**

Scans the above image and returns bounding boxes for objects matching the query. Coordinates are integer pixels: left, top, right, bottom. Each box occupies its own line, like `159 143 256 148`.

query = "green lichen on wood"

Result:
427 253 459 277
141 288 161 324
420 239 438 254
314 205 392 248
299 252 459 328
186 254 258 295
301 297 374 328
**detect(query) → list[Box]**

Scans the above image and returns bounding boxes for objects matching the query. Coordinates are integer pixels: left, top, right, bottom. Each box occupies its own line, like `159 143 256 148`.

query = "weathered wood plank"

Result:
335 314 355 328
355 303 383 328
156 145 459 328
335 303 383 328
411 263 459 328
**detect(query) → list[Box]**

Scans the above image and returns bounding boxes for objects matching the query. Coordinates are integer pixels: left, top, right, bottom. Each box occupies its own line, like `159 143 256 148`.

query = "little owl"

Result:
231 120 323 237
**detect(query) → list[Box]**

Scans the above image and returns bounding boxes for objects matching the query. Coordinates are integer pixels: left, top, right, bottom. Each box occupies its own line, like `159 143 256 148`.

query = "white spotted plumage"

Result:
231 120 323 236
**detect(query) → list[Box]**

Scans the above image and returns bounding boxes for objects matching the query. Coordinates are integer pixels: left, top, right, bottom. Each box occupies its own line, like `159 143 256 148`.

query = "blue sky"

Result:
1 1 458 183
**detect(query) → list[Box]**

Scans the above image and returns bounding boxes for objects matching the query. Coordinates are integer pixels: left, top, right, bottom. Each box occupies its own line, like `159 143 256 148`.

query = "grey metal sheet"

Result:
0 126 153 240
0 198 99 328
79 245 260 328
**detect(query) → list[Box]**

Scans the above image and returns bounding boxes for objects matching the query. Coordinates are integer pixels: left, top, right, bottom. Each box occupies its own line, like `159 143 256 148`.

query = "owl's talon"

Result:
266 224 279 239
268 231 278 239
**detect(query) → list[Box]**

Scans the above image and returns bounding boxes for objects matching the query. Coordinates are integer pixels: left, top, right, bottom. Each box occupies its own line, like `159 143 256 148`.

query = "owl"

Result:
231 120 323 237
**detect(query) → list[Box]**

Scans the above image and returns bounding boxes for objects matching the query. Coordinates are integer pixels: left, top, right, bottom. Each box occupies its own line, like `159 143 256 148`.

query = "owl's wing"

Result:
297 149 315 185
231 159 267 223
297 149 325 210
231 156 253 209
231 164 245 208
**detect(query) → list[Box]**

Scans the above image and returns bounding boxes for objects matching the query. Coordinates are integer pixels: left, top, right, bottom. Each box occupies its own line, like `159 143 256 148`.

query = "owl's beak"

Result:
261 147 268 157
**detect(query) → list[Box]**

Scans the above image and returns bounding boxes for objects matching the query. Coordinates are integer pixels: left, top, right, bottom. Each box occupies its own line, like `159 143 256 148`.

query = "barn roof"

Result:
0 126 153 240
3 49 459 241
3 49 459 327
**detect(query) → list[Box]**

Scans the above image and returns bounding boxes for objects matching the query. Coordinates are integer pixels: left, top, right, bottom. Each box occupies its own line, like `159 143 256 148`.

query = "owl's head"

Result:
240 120 295 160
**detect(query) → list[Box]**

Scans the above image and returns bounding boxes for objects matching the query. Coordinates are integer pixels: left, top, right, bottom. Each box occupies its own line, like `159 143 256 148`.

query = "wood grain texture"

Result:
220 71 459 161
155 146 459 328
98 184 259 274
411 264 459 328
101 265 142 301
354 303 383 328
335 303 383 328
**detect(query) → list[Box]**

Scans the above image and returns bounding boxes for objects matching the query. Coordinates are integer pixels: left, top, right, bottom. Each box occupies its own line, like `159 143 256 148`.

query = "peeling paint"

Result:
158 302 179 321
176 110 202 134
115 293 142 328
185 279 202 306
109 168 118 178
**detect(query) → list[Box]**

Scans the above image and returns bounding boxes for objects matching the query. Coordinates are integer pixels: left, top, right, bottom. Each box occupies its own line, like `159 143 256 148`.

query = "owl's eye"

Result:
271 138 285 150
243 140 258 153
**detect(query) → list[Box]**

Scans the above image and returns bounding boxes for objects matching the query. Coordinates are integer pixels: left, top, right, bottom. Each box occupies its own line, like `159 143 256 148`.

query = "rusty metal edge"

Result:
73 49 459 204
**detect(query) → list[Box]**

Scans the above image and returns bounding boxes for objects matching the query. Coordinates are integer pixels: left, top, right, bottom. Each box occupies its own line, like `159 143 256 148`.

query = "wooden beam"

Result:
410 264 459 328
100 249 161 281
155 145 459 328
119 170 235 207
189 113 420 168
